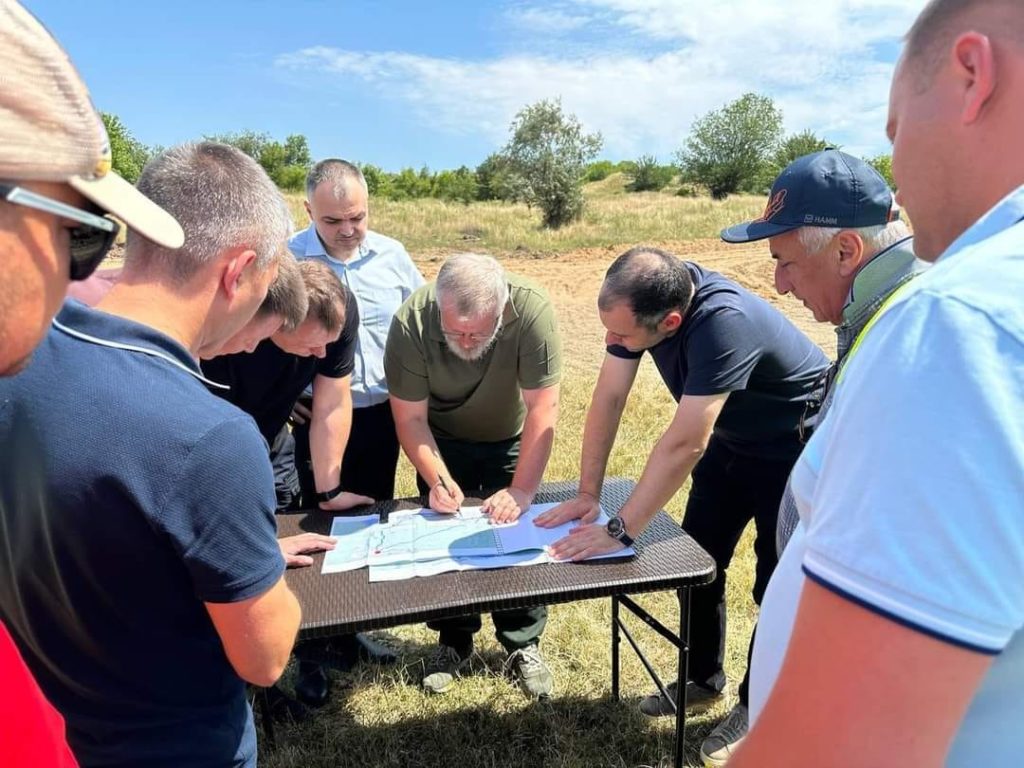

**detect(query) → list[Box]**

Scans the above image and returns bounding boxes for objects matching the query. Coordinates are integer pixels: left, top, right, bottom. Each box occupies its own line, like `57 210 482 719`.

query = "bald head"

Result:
903 0 1024 85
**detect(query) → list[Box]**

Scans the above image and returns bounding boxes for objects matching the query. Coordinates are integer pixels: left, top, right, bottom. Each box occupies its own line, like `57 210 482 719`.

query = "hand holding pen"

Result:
429 454 465 514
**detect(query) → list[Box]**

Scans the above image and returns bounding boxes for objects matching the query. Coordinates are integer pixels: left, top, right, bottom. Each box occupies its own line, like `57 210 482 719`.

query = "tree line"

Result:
102 94 895 230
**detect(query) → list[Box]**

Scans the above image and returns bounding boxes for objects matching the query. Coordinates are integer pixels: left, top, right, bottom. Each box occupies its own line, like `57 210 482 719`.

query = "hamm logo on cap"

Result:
755 189 787 223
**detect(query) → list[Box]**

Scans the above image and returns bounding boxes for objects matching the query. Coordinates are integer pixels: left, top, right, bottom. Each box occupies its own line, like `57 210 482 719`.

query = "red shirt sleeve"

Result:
0 622 78 767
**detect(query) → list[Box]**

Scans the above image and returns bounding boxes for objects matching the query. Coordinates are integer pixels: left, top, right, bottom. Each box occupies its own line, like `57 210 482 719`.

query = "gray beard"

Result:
445 319 503 361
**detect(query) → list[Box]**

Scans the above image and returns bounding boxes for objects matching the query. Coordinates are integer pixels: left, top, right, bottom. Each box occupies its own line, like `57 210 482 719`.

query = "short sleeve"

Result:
801 293 1024 653
399 247 426 298
606 343 643 360
317 286 360 379
384 312 430 402
682 306 761 396
159 417 285 604
517 293 562 390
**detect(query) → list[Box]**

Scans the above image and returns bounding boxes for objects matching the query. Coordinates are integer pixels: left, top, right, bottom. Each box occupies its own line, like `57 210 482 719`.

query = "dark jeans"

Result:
415 434 547 653
269 427 301 513
293 401 401 506
682 436 796 706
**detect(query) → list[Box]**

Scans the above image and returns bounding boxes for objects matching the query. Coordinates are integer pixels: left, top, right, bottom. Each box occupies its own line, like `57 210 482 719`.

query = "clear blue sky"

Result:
26 0 924 172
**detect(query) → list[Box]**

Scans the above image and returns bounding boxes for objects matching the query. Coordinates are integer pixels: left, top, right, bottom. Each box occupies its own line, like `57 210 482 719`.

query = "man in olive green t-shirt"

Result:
385 252 561 698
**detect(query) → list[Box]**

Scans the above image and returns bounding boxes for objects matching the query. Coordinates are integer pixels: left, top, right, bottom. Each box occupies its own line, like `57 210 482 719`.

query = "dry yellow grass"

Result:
284 174 766 256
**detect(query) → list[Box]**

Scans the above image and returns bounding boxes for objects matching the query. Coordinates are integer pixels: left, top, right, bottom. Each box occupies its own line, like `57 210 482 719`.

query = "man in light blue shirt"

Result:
733 1 1024 766
287 159 422 685
289 159 424 503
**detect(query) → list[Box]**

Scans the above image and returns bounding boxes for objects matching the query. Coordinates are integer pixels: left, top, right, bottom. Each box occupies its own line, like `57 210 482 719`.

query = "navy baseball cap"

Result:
720 148 898 243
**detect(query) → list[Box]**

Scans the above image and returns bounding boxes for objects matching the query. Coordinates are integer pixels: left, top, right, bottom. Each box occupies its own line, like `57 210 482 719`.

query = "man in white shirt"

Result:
732 1 1024 765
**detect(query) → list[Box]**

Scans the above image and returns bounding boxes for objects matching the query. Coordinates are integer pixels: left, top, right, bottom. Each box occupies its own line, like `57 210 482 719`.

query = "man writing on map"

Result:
384 252 562 698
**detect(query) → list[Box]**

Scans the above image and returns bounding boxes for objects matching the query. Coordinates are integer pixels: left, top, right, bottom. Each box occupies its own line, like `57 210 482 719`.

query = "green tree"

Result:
499 99 603 228
866 154 896 190
101 113 150 183
627 155 675 192
204 130 312 191
754 130 834 192
475 153 520 202
433 166 478 204
584 160 616 182
676 93 784 199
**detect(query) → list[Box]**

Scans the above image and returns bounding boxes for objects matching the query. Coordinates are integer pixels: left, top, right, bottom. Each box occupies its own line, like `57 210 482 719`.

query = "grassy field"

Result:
284 174 766 256
261 180 826 768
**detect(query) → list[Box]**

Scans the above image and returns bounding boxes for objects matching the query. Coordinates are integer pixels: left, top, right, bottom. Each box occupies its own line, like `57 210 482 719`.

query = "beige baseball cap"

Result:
0 0 184 248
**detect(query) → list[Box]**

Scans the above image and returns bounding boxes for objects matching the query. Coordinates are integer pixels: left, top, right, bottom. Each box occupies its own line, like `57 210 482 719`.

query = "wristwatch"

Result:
605 515 634 547
315 482 344 505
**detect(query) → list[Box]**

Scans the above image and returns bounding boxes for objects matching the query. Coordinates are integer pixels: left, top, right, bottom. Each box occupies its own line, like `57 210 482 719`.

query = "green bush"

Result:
584 160 616 182
627 155 675 192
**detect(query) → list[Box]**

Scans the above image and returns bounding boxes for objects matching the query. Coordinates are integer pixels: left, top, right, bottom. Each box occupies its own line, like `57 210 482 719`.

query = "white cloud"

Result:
274 0 926 161
504 5 591 33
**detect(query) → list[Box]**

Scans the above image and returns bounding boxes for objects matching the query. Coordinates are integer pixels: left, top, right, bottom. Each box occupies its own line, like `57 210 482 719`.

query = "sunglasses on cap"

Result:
1 182 119 281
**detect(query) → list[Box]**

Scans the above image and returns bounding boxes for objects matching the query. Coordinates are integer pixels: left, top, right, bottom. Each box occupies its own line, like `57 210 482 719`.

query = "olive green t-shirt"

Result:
384 274 562 442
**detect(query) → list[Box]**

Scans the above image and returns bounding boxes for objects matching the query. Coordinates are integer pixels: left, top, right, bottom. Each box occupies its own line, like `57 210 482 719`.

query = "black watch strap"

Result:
606 515 634 547
315 482 344 505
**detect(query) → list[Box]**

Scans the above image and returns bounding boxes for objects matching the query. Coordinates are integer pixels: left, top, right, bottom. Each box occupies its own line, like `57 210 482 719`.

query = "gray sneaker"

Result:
421 644 471 694
505 644 554 698
638 680 725 717
700 703 748 766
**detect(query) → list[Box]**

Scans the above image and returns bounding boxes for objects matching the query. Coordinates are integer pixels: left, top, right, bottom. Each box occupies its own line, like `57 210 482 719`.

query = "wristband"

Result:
315 483 344 505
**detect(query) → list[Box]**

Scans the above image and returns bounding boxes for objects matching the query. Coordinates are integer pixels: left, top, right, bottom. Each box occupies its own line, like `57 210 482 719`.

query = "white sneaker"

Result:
700 703 748 766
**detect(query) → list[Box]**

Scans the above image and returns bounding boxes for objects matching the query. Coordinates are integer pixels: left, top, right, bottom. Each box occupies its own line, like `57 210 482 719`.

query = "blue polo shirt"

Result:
289 226 424 408
608 262 829 459
0 301 285 768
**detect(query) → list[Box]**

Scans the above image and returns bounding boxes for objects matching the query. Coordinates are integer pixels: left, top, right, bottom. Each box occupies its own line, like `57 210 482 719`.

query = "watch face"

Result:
607 516 623 537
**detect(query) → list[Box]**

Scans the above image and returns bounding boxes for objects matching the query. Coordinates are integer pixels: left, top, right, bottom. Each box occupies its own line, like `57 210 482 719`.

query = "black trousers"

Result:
415 434 547 653
293 401 401 506
681 436 796 706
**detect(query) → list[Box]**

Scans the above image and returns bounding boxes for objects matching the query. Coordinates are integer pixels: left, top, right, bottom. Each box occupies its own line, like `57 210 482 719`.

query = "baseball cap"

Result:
720 148 898 244
0 0 183 249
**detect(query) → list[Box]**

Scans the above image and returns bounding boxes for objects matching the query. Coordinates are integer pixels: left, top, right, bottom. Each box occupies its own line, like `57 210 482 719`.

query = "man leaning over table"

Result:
385 252 561 698
535 246 828 765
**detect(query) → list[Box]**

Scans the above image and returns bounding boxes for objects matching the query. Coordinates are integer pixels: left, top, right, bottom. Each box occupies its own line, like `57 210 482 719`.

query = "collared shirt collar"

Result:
302 224 376 267
53 300 227 389
940 183 1024 262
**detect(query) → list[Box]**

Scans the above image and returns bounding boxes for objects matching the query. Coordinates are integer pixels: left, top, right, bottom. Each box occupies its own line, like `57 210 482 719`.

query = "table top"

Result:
278 478 716 638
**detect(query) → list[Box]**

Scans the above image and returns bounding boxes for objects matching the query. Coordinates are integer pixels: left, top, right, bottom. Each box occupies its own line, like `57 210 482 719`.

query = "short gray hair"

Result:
796 219 912 258
305 158 368 200
128 141 292 281
436 253 508 318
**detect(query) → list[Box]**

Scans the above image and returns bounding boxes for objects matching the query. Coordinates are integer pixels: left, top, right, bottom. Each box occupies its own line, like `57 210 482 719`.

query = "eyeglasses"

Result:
440 315 500 343
1 182 119 281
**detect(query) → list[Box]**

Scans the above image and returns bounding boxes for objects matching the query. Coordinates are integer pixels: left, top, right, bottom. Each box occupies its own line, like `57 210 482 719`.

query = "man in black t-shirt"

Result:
203 260 371 515
536 247 828 738
202 260 395 705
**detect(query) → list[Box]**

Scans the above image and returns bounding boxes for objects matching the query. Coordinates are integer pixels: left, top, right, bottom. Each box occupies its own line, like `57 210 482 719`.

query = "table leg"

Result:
675 588 691 768
611 596 621 701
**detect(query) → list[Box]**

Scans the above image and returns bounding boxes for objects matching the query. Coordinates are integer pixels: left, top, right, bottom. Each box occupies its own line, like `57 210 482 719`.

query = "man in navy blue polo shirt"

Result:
537 246 827 756
0 142 325 768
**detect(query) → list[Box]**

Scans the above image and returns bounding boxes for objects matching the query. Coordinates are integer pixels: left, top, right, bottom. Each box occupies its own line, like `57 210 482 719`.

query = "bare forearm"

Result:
618 433 705 537
510 400 558 497
578 390 627 497
310 409 350 493
395 415 446 486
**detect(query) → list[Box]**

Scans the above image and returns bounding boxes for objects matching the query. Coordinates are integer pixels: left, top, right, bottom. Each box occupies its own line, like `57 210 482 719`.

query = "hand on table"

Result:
482 486 532 524
429 478 464 514
279 532 337 568
318 492 375 512
533 492 601 528
549 523 624 562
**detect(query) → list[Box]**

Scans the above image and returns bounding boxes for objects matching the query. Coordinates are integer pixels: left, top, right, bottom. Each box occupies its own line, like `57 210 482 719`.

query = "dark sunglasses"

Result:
1 182 120 281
